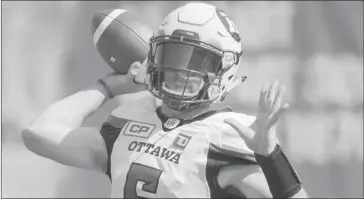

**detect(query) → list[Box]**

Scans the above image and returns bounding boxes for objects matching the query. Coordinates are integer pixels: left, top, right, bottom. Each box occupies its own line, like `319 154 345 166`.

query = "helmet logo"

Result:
223 52 236 68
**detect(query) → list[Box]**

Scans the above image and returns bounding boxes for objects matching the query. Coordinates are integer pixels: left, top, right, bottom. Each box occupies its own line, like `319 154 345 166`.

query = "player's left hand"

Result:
224 80 289 156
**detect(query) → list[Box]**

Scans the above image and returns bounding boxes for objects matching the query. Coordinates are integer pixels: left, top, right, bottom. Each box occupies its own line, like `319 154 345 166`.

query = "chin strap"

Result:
220 76 247 101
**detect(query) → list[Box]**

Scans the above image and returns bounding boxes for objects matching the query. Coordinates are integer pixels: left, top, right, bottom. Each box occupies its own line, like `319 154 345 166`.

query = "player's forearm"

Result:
24 82 109 145
255 144 308 198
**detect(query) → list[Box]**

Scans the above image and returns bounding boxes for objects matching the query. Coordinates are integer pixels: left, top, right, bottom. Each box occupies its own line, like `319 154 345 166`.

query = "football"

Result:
92 9 153 74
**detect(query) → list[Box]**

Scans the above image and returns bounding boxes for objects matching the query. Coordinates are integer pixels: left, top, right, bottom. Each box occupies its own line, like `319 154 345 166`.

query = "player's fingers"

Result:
224 118 255 142
267 103 289 128
272 85 286 112
134 62 147 84
259 83 270 109
267 80 279 107
129 61 142 76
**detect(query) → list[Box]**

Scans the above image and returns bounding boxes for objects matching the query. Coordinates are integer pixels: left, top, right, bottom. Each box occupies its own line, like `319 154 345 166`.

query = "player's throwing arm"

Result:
21 8 152 172
21 69 145 172
224 80 309 198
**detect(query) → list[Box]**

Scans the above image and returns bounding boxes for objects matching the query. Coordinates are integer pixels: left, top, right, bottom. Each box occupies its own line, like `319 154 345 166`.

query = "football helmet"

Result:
145 2 246 111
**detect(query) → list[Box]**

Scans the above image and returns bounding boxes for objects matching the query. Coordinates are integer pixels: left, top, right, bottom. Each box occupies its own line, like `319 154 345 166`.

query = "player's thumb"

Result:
128 61 141 75
129 59 147 84
224 118 254 142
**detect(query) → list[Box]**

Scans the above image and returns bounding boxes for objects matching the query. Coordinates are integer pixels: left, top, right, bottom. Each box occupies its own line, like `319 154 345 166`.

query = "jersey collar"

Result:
156 106 232 132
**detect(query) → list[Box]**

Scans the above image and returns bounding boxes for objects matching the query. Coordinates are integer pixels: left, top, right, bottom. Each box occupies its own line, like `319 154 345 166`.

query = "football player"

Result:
22 2 308 198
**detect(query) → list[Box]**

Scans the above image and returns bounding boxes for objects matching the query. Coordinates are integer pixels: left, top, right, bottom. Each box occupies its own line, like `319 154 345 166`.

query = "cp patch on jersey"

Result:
172 133 192 150
123 121 155 138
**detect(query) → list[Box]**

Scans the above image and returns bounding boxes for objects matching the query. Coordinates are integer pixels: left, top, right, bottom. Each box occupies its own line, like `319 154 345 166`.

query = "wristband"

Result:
97 79 114 99
254 144 302 198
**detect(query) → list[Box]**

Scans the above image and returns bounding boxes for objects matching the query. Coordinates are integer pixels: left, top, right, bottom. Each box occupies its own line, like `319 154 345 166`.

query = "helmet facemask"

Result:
145 35 240 111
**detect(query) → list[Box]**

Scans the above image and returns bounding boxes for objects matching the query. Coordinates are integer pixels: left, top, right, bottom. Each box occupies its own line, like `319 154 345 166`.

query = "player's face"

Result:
154 42 221 98
163 70 204 97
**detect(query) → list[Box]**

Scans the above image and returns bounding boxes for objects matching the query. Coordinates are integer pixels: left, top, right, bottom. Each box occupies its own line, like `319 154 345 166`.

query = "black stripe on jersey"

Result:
100 117 129 180
206 143 258 198
107 115 130 128
209 143 257 163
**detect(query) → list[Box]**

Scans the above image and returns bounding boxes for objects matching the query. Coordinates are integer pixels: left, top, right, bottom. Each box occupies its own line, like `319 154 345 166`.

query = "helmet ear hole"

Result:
228 75 233 80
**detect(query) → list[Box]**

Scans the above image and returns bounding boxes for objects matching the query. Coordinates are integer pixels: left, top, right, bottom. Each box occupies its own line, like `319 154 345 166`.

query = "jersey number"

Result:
124 162 163 198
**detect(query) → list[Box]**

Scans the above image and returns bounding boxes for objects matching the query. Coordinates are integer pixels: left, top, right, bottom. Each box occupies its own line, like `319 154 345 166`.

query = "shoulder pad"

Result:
205 111 256 126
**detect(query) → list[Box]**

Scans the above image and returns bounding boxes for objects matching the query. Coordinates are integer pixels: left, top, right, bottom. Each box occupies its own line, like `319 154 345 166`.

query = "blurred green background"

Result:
2 1 363 198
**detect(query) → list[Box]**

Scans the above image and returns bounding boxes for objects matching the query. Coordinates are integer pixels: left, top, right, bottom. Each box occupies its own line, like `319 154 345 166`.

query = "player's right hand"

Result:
99 61 146 98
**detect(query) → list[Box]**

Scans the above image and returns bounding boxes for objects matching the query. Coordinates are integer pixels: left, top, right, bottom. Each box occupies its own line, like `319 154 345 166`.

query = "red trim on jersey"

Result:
209 143 257 164
107 115 130 128
206 143 257 198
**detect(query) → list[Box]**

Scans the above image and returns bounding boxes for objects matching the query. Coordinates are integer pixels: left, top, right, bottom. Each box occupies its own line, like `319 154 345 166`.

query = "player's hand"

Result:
99 61 145 98
224 80 289 156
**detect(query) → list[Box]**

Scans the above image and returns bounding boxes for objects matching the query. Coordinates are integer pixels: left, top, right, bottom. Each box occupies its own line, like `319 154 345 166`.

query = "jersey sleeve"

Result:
207 112 257 163
203 112 258 198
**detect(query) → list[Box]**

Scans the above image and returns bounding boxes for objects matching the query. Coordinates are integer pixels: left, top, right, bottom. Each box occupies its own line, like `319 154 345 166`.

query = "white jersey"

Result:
100 93 257 198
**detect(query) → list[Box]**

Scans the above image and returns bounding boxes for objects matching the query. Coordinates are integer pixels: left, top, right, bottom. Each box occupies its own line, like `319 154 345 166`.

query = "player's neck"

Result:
160 103 211 120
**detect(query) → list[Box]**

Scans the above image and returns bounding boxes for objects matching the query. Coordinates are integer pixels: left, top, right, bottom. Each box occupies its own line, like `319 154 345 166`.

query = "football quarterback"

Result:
22 2 308 198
